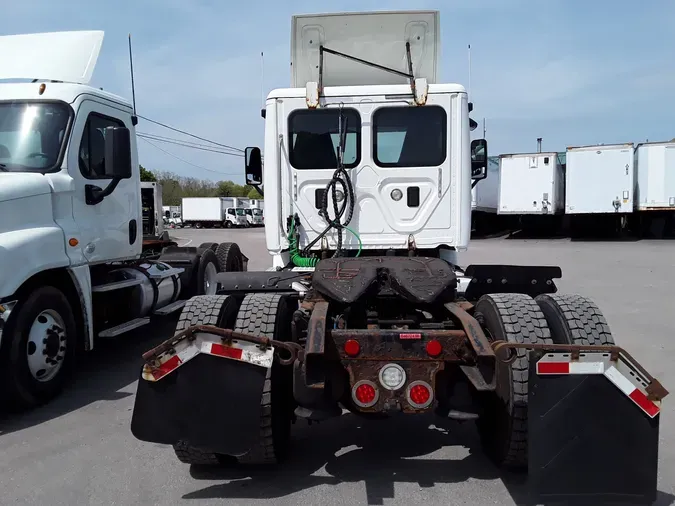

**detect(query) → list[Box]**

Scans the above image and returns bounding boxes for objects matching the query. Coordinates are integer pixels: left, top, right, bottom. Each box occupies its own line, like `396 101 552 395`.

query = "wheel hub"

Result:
27 310 67 382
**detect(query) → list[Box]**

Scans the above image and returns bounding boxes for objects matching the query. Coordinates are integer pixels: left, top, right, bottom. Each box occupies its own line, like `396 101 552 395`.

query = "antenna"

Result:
261 51 265 108
467 44 472 99
483 118 486 138
128 33 138 126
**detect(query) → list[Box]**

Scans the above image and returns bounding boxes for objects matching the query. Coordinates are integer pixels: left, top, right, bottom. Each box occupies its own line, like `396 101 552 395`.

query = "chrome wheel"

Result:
203 261 219 295
26 309 67 382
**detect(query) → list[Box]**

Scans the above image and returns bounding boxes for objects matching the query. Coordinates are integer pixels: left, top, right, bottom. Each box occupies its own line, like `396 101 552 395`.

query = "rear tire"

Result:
171 295 240 465
235 293 296 465
215 242 243 272
474 293 552 470
198 242 219 252
535 294 615 346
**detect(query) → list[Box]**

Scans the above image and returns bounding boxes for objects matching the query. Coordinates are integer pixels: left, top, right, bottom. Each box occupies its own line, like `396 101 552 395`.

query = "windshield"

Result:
252 209 263 216
244 209 252 215
235 208 245 216
0 102 71 173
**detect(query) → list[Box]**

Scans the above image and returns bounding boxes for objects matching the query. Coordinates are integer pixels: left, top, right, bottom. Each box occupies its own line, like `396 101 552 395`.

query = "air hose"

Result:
288 217 319 267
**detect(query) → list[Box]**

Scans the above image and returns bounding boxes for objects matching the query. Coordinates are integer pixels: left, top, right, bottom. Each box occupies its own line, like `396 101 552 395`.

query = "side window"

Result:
79 113 124 179
373 105 447 168
228 209 235 215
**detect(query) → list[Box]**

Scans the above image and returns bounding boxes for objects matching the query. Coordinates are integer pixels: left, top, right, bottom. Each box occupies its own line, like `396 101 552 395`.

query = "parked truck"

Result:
0 30 247 409
129 11 667 504
181 197 245 228
220 197 249 228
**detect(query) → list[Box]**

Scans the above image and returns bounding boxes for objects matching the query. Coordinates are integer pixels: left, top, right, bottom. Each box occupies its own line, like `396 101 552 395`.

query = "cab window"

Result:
373 105 447 167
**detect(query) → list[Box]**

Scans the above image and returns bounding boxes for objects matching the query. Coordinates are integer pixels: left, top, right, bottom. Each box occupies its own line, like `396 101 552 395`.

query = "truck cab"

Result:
0 31 235 409
244 11 487 268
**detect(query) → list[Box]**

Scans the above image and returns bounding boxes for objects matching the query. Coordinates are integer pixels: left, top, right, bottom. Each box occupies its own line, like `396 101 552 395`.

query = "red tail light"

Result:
426 339 442 357
352 380 379 408
406 380 433 409
344 339 360 357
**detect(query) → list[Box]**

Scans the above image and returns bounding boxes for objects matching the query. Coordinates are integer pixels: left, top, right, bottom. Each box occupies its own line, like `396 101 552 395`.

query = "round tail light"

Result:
344 339 360 357
352 380 379 408
378 363 406 390
406 380 433 409
426 339 442 357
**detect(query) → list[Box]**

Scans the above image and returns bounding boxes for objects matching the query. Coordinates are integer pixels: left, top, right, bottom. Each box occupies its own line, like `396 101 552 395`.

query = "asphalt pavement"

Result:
1 227 674 505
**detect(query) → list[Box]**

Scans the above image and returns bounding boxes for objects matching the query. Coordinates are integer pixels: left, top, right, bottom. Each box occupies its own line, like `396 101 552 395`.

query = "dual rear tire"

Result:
475 292 615 469
172 293 295 467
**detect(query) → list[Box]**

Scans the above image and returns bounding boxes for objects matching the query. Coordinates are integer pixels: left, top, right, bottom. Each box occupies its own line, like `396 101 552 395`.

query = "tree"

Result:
247 188 263 199
140 165 157 182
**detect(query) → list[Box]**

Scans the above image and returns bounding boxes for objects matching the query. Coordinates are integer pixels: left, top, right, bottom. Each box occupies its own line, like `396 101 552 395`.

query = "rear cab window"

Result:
373 105 447 167
288 108 361 169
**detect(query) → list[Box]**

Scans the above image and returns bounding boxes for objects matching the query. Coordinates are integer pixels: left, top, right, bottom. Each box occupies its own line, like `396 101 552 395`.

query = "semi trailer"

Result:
0 30 248 409
129 11 668 503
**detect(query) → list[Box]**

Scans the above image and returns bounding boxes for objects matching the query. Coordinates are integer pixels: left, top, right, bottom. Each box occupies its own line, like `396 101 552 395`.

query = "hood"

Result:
0 172 52 203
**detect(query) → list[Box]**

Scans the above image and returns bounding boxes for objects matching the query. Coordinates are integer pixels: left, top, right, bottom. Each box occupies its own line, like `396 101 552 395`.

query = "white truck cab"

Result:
0 31 232 409
244 11 487 269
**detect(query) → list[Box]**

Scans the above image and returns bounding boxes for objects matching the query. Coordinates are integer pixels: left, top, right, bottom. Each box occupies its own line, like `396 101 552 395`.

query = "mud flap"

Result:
527 352 660 504
130 353 267 456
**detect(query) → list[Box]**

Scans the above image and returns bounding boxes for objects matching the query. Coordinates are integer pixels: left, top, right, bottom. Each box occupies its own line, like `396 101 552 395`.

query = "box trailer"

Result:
565 143 635 214
635 141 675 211
181 197 224 228
496 152 563 215
473 156 499 213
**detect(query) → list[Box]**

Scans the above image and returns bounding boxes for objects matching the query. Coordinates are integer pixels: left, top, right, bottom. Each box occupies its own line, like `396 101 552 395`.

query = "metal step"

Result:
153 300 186 316
92 278 144 293
98 317 151 338
148 267 184 279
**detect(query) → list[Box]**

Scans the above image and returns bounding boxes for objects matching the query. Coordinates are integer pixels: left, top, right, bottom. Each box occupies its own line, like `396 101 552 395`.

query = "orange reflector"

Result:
68 238 79 247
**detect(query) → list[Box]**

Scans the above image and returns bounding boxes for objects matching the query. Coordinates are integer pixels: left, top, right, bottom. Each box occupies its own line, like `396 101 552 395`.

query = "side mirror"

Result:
245 146 263 185
471 139 488 180
104 126 132 179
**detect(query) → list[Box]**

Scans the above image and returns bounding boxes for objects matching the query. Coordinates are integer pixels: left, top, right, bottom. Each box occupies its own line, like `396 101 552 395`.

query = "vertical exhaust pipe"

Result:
537 138 542 153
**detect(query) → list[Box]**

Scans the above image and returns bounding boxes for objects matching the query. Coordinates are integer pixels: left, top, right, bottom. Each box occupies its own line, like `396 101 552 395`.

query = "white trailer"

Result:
181 197 225 228
496 152 564 215
635 142 675 211
473 156 499 213
565 143 635 215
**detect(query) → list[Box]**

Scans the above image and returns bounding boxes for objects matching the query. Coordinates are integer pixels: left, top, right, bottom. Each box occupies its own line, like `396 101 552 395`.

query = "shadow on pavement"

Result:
182 414 674 506
0 315 178 435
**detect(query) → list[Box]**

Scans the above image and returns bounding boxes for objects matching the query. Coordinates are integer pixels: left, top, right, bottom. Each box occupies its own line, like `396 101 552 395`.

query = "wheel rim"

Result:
203 262 219 295
26 309 67 382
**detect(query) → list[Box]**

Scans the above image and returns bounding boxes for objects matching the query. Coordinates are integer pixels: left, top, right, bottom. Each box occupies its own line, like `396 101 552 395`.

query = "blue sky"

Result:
3 0 674 183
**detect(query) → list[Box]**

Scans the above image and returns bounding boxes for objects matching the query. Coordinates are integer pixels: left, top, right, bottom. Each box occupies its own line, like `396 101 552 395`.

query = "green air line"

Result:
288 217 363 266
288 218 319 267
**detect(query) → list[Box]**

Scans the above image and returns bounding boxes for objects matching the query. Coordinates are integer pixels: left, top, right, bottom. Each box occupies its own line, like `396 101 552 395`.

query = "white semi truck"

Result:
0 31 246 409
129 11 667 504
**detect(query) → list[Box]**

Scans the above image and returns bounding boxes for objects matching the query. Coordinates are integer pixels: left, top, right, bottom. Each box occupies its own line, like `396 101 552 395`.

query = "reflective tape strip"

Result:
535 352 661 419
142 332 274 381
604 366 660 418
536 361 605 375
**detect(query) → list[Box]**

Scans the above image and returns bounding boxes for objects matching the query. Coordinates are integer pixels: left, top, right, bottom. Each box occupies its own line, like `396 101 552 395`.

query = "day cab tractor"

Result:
129 11 668 503
0 30 247 410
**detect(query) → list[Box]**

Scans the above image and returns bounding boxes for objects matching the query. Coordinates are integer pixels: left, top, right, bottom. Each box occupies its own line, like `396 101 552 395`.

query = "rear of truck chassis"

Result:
130 257 668 504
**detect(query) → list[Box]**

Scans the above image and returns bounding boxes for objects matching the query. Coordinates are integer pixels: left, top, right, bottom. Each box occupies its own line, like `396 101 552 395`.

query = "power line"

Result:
137 114 244 153
137 131 240 153
139 137 241 176
137 133 244 157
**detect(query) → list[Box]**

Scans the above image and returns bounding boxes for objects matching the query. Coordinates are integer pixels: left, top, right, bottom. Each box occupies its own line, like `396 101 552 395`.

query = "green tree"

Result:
140 165 157 182
247 188 263 199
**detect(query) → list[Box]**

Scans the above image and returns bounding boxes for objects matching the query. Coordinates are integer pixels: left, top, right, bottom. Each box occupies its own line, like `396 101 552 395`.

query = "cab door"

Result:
68 99 140 263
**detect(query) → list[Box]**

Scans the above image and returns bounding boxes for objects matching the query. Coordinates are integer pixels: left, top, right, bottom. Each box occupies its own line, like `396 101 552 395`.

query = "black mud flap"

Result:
130 353 267 456
527 353 660 504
